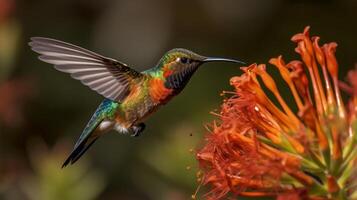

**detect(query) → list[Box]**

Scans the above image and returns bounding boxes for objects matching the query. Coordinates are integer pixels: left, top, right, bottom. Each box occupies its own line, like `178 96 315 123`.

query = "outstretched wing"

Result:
29 37 143 102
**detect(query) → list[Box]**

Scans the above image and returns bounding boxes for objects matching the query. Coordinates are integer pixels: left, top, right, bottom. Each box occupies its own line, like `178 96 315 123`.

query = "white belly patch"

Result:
98 120 115 132
114 123 129 134
98 120 129 134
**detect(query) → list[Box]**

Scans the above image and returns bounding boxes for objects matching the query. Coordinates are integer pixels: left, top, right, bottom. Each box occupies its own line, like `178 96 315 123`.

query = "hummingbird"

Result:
29 37 244 167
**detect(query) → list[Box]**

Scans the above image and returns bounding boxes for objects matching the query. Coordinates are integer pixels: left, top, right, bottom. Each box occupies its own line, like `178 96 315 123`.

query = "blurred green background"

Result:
0 0 356 199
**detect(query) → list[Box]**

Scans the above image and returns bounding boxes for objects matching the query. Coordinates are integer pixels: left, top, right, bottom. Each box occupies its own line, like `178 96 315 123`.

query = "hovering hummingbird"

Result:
29 37 245 167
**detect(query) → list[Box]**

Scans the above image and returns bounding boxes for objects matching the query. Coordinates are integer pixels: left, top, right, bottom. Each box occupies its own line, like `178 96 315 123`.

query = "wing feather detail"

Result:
29 37 143 102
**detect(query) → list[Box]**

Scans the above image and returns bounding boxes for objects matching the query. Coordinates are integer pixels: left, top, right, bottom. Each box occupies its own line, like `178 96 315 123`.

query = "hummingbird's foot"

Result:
131 123 146 137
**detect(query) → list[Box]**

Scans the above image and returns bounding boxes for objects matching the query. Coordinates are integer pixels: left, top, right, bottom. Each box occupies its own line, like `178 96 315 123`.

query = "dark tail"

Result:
62 100 110 168
62 137 99 168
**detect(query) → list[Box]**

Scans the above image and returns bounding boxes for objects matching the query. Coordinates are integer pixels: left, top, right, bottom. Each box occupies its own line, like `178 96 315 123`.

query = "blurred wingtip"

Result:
28 37 44 48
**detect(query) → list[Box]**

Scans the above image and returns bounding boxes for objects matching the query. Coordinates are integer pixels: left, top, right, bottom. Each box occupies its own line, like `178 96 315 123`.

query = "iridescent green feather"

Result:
62 99 119 167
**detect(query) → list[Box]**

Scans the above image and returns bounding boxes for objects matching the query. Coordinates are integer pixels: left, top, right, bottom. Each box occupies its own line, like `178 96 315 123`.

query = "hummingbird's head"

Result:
157 48 245 89
157 48 245 70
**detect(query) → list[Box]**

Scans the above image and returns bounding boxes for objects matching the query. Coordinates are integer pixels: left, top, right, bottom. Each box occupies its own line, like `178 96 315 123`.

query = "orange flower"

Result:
196 27 357 200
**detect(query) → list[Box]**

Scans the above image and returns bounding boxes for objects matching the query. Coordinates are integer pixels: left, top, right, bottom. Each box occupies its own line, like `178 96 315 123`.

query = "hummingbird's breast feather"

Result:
116 77 173 127
148 78 174 104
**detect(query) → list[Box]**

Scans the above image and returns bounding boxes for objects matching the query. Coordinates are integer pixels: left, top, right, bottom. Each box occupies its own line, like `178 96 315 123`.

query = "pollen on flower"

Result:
196 26 357 200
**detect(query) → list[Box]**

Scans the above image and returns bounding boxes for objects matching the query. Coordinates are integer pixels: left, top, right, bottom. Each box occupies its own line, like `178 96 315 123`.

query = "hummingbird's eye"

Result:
179 57 189 64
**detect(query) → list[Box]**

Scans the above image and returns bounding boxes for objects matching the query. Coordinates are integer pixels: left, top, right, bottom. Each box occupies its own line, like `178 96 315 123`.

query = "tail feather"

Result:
62 138 98 168
70 138 98 164
62 99 114 168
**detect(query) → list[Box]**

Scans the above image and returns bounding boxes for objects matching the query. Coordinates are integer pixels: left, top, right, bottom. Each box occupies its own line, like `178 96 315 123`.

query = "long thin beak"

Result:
203 57 246 65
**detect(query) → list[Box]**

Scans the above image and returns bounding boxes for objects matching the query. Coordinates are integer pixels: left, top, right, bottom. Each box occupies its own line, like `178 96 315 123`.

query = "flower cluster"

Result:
196 27 357 200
